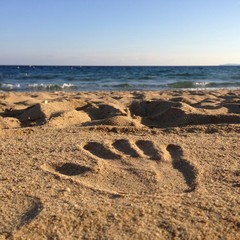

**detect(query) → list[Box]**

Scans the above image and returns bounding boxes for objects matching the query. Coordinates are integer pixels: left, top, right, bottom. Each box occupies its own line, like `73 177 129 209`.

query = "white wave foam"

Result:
0 83 21 89
194 82 210 86
61 83 75 88
28 83 76 89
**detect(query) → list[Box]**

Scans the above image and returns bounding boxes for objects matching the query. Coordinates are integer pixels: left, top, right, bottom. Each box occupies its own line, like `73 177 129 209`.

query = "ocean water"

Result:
0 65 240 91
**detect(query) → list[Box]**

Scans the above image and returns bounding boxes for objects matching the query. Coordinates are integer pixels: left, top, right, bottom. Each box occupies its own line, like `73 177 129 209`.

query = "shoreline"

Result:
1 65 240 92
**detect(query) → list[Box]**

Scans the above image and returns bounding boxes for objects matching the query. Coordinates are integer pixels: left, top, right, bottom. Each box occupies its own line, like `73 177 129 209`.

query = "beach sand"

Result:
0 89 239 239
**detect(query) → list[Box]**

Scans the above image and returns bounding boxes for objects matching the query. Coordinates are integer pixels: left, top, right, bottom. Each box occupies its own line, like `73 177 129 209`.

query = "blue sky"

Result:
0 0 240 65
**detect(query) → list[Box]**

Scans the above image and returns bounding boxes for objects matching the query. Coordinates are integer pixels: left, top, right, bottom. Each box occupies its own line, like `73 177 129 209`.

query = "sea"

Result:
0 65 240 92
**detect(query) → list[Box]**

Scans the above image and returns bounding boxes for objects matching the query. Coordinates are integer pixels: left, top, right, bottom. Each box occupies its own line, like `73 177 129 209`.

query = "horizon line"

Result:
0 64 230 67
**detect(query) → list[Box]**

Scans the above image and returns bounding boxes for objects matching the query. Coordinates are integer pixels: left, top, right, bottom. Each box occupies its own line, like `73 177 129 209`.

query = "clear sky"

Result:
0 0 240 65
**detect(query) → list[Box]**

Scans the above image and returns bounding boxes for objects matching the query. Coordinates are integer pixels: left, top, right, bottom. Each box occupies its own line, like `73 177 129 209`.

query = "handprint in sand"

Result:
43 139 198 196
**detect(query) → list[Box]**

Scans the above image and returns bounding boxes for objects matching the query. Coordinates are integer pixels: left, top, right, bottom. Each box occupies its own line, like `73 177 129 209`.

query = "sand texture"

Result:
0 90 240 239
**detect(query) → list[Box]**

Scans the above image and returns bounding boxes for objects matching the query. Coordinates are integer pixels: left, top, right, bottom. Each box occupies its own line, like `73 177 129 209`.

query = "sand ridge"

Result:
0 90 239 129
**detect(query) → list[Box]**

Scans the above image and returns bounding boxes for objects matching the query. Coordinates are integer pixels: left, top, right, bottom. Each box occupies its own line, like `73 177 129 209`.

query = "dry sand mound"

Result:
0 116 21 129
1 100 87 127
130 100 240 128
1 90 240 129
76 102 128 119
19 100 87 122
86 115 142 127
46 110 91 128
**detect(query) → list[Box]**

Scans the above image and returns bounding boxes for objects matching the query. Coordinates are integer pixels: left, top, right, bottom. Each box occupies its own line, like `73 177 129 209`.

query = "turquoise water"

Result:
0 65 240 91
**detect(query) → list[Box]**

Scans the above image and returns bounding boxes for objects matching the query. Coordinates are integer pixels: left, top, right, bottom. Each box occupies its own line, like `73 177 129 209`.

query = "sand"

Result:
0 89 239 239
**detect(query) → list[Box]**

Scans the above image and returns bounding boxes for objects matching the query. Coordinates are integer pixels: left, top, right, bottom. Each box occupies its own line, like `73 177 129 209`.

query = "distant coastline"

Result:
219 64 240 66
